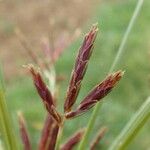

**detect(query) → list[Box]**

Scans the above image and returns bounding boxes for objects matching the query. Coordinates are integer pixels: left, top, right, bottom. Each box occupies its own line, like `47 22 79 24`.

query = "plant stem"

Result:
78 0 144 149
0 92 18 150
0 139 4 150
78 104 102 150
109 0 144 73
0 101 10 150
109 97 150 150
0 66 18 150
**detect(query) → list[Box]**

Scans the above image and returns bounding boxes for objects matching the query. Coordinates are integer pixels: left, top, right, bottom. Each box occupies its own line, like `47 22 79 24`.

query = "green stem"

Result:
109 97 150 150
109 0 144 73
0 101 10 150
0 66 18 150
78 104 102 150
0 91 18 150
0 139 4 150
78 0 144 149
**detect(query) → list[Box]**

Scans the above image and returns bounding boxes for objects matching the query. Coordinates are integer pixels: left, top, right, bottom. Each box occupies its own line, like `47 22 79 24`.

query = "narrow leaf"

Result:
109 97 150 150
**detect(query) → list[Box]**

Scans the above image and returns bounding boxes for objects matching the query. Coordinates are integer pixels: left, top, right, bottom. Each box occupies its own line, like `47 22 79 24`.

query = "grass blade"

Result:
109 0 144 73
0 65 18 150
0 139 4 150
109 97 150 150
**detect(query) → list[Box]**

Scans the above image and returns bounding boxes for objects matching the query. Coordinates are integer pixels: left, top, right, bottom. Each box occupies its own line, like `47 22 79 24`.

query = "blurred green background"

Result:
0 0 150 149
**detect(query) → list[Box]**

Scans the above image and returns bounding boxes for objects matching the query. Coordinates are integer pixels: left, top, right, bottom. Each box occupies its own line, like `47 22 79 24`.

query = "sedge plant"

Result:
24 24 123 150
0 0 150 149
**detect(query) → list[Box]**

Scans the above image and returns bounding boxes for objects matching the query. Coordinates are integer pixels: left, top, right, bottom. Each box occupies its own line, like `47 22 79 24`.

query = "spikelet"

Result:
64 24 98 113
38 115 54 150
90 127 107 150
66 71 124 118
60 129 84 150
46 122 59 150
18 112 31 150
28 65 62 124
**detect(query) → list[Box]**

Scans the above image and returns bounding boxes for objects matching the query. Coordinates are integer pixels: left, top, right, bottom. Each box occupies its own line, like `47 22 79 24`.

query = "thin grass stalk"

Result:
0 65 5 91
109 0 144 73
109 97 150 150
0 65 9 150
77 103 102 150
0 93 18 150
78 0 144 149
0 101 10 150
0 65 18 150
0 139 4 150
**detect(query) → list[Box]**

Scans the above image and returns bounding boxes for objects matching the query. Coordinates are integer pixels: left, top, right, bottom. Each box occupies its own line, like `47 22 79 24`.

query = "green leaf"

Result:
109 97 150 150
0 65 18 150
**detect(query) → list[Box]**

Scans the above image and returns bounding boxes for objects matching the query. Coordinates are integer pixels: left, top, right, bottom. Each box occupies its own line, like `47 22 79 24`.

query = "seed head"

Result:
90 127 108 150
64 24 98 112
65 71 124 118
18 112 31 150
38 115 54 150
28 64 62 124
60 129 84 150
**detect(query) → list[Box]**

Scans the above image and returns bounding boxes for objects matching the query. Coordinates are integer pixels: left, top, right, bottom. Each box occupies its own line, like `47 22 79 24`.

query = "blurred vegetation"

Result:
1 0 150 149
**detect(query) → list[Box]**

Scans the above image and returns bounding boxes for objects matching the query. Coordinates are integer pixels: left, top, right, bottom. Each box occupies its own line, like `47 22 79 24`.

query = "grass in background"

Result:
4 0 150 149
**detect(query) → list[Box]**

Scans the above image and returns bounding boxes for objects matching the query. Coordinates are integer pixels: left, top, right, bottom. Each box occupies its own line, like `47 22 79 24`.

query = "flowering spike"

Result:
18 112 31 150
60 129 84 150
38 115 54 150
46 122 59 150
90 127 108 150
65 71 124 118
28 65 62 124
64 24 98 113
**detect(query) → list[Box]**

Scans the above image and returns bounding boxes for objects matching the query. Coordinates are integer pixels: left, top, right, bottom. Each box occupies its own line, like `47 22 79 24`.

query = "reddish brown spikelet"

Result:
65 71 124 118
18 112 31 150
60 129 84 150
90 127 108 150
64 24 98 113
29 65 54 106
46 122 59 150
38 115 54 150
28 65 62 124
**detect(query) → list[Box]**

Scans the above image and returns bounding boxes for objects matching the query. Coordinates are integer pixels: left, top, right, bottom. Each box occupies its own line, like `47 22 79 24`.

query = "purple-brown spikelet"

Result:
18 112 31 150
64 24 98 113
90 127 108 150
65 71 124 118
38 115 54 150
39 115 59 150
46 122 59 150
28 65 62 124
60 129 84 150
